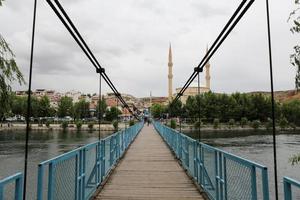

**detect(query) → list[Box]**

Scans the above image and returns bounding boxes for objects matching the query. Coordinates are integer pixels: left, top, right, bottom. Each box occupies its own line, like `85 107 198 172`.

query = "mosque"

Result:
167 44 211 104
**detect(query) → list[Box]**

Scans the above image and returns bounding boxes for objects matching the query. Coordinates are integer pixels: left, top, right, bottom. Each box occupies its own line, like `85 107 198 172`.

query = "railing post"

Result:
37 164 44 200
0 182 3 200
47 162 55 200
251 166 257 200
15 175 23 200
110 137 113 166
100 140 105 182
193 141 197 180
215 151 219 200
262 167 269 200
283 178 292 200
224 158 228 200
219 152 224 200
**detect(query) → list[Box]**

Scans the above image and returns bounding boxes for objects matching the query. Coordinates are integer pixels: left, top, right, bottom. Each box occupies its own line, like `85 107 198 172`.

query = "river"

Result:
0 128 299 199
0 129 113 199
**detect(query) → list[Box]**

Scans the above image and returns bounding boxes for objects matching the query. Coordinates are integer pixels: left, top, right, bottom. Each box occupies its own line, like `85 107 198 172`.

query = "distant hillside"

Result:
247 90 299 102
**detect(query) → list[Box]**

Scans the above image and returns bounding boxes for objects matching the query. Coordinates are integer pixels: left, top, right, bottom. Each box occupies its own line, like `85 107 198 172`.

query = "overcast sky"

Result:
0 0 298 97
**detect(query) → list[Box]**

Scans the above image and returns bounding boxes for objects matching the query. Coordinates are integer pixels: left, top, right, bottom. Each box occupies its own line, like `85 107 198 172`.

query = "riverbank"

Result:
173 124 300 133
0 122 129 131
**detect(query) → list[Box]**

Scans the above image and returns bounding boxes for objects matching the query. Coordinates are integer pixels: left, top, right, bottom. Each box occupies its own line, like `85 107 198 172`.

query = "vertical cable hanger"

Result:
265 0 278 199
23 0 37 199
195 67 203 142
97 68 104 140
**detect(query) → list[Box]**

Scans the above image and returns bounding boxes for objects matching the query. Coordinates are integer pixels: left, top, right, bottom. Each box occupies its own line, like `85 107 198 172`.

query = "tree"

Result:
290 153 300 165
38 96 51 117
57 96 73 118
11 95 27 116
0 2 25 121
96 97 107 119
288 1 300 91
151 104 165 118
167 100 182 118
279 116 289 131
73 99 90 119
105 106 121 121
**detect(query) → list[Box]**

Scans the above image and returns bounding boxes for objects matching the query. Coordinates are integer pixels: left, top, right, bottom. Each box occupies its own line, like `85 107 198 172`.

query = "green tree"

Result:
281 100 300 126
112 120 118 131
240 117 248 128
105 106 121 121
0 2 25 120
213 118 220 129
288 1 300 91
251 120 261 131
279 116 289 130
290 153 300 165
38 96 51 117
228 119 235 129
57 96 73 118
151 104 165 118
11 95 27 116
96 97 107 120
265 117 273 131
168 100 182 118
73 99 90 119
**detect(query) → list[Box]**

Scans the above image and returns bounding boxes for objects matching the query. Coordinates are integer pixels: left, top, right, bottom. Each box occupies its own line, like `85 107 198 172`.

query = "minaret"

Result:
168 44 173 101
205 46 211 90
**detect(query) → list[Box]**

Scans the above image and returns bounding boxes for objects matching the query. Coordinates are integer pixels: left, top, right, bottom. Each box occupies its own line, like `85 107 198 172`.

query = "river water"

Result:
0 128 299 199
0 129 113 199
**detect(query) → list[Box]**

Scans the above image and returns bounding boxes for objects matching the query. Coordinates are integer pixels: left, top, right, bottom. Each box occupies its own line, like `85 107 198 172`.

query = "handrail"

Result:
0 172 23 200
153 121 270 200
284 177 300 200
36 122 143 200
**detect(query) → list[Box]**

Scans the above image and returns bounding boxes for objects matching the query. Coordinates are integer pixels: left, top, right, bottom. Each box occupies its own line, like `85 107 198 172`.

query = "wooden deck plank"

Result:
94 125 204 200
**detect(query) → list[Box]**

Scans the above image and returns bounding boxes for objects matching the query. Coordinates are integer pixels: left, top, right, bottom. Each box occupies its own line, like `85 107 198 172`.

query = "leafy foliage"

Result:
151 103 165 118
167 99 183 118
251 120 261 131
96 97 107 119
61 121 68 130
88 122 94 131
213 118 220 129
76 120 82 130
73 99 90 119
57 96 73 118
105 106 121 121
279 116 289 130
112 120 118 131
289 153 300 165
170 119 176 129
288 1 300 90
129 120 135 126
240 117 248 128
0 13 25 120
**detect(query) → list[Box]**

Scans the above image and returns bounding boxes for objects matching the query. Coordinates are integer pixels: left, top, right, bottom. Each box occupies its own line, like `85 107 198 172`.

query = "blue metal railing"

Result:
284 177 300 200
36 122 143 200
153 121 270 200
0 172 23 200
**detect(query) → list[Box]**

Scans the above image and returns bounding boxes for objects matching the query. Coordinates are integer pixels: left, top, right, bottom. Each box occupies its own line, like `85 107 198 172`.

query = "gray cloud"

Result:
0 0 297 97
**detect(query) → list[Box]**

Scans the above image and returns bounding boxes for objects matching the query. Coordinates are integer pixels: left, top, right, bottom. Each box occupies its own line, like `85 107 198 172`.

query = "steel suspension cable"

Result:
175 0 247 101
173 0 255 104
46 0 138 119
23 0 37 199
265 0 278 199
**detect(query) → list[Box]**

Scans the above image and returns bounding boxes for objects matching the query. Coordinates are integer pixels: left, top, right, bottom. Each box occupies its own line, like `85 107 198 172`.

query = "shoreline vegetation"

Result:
0 122 129 132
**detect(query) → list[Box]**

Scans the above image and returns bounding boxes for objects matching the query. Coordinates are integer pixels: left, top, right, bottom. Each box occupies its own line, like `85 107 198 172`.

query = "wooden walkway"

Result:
95 125 204 200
